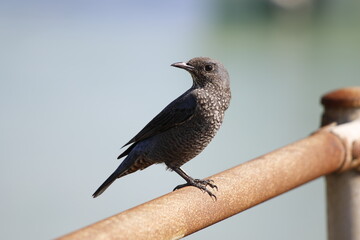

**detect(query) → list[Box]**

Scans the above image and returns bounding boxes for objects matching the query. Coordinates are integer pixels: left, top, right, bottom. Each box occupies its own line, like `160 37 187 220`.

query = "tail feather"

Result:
93 171 118 198
93 155 153 198
92 161 131 198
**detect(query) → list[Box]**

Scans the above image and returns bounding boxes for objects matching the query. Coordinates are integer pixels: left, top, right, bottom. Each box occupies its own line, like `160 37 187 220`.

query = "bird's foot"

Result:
174 179 218 200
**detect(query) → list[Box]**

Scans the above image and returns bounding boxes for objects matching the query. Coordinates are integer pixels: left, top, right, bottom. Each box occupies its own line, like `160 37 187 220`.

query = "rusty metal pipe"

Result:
322 87 360 240
58 130 345 240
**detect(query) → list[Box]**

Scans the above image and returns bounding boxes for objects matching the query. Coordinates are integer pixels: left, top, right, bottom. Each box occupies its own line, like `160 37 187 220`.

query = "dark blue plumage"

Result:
93 57 231 198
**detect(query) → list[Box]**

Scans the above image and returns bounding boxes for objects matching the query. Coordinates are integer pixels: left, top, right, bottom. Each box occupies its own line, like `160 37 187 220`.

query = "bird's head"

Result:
171 57 230 90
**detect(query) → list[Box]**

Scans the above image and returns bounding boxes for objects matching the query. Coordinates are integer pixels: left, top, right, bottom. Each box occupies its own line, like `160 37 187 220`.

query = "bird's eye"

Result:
204 65 213 72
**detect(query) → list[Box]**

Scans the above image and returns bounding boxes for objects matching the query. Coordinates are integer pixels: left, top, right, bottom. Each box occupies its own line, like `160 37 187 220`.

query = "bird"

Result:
92 57 231 199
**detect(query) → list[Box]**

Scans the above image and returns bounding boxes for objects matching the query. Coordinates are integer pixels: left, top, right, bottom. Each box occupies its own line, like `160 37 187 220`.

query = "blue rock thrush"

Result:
93 57 231 198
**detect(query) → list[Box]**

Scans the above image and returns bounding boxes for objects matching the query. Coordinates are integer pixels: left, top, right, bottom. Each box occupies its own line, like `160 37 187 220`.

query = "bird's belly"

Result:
140 114 222 168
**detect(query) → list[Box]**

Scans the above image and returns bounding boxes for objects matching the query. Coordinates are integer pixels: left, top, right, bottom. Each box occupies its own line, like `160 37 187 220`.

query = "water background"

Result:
1 1 359 239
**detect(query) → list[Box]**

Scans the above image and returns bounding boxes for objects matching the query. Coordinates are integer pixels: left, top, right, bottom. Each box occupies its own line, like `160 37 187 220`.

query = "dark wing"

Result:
117 91 197 159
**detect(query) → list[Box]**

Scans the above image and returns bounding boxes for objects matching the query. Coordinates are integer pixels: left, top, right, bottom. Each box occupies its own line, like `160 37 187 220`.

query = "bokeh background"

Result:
1 0 359 239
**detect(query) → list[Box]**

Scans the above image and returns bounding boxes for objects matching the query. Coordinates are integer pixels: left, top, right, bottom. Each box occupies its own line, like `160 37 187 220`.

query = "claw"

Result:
173 178 218 200
196 179 218 191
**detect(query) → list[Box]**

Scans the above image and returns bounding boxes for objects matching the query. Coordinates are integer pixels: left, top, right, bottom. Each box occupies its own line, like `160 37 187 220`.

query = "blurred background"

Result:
1 0 359 239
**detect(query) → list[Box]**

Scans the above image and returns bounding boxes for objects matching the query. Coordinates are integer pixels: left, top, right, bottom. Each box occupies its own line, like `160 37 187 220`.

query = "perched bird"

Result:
93 57 231 198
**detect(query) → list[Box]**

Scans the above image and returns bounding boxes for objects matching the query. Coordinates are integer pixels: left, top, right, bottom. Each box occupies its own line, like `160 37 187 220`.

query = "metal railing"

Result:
58 87 360 240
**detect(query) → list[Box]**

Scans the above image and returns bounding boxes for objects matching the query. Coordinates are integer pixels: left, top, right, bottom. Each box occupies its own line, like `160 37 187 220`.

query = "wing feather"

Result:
117 91 197 159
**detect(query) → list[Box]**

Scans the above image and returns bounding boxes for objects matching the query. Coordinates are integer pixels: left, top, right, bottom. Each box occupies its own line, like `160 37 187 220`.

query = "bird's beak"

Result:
171 62 195 72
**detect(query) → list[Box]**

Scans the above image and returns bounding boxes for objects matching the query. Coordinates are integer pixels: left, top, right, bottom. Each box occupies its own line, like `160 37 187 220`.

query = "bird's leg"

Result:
172 167 218 199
